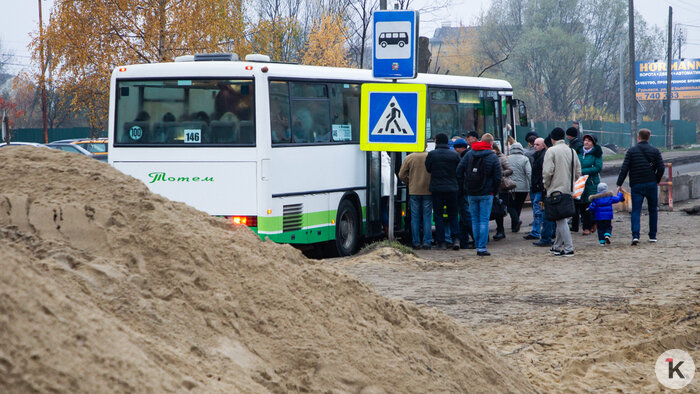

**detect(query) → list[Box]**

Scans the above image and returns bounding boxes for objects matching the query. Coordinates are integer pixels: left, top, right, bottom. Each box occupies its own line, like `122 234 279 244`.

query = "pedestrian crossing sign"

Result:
360 83 426 152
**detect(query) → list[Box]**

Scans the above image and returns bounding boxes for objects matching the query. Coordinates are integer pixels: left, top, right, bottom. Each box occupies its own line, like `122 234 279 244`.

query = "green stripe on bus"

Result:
257 210 336 232
253 205 378 244
255 225 335 244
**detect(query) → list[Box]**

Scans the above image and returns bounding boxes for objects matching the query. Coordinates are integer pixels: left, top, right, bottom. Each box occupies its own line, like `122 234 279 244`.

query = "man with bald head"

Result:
526 137 549 243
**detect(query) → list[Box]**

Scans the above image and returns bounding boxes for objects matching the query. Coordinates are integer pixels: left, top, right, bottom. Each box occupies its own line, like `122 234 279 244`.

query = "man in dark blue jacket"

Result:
425 133 461 250
616 128 665 245
456 135 502 256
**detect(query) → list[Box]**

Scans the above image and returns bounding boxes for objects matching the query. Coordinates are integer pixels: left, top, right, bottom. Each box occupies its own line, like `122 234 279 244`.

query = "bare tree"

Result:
346 0 378 68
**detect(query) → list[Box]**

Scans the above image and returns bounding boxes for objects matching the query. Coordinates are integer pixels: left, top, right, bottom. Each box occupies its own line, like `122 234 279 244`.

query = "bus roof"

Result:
112 58 513 91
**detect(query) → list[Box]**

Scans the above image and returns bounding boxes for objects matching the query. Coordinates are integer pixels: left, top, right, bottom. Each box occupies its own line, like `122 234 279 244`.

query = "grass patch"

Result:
602 153 625 161
360 239 416 256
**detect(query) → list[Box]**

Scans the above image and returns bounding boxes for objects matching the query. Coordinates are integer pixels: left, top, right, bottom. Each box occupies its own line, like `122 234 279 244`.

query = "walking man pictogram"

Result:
382 102 406 134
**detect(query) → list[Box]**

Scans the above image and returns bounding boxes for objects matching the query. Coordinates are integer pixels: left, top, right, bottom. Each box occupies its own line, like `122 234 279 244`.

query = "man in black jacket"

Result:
457 136 502 256
425 133 461 250
616 128 665 245
566 127 583 152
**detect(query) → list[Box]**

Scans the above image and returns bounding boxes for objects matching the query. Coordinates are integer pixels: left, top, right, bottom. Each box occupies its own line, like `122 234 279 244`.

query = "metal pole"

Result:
38 0 49 144
628 0 637 146
388 152 395 242
380 0 393 241
665 7 673 149
1 110 7 144
619 38 625 123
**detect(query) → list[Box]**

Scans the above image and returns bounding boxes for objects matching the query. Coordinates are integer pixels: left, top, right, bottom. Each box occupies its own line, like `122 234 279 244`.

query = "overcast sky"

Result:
1 0 699 73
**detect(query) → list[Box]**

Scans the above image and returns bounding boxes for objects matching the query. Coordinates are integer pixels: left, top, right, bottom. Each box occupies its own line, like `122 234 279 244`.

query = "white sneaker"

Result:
631 238 639 245
649 238 657 243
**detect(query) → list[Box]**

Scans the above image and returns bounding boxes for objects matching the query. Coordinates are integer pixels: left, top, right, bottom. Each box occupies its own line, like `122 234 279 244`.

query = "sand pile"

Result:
0 146 534 393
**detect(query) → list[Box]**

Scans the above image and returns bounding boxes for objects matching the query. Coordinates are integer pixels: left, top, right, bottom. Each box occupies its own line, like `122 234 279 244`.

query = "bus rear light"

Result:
118 67 127 72
231 216 257 227
267 209 272 214
245 65 253 70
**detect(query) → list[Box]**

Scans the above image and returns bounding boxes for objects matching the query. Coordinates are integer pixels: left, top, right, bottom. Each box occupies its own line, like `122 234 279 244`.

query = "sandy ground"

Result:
0 146 535 393
335 203 700 392
0 145 697 393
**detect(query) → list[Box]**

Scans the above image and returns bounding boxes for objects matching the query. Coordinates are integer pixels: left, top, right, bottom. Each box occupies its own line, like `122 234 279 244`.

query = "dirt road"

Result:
333 201 700 392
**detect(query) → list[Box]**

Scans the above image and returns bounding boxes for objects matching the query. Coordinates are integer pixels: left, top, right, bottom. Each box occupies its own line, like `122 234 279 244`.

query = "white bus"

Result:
108 53 525 255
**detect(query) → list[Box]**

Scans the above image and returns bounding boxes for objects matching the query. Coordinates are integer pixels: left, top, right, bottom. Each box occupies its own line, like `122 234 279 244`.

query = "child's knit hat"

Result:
597 183 608 193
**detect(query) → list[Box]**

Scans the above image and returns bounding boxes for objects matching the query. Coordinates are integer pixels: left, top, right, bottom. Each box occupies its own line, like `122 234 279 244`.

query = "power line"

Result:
665 0 699 14
0 53 32 58
677 23 700 29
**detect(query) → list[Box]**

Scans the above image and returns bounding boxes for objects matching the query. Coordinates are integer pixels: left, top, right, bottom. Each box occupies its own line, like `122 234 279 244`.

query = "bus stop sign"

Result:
360 83 426 152
373 10 419 79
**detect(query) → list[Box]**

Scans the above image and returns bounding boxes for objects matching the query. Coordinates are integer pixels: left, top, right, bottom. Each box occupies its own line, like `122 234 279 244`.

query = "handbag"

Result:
501 176 516 191
544 149 576 220
489 196 506 220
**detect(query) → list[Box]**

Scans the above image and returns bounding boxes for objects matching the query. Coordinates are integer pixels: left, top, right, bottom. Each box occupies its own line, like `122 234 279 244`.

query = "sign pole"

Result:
628 0 637 146
665 6 673 149
366 8 423 242
388 152 395 241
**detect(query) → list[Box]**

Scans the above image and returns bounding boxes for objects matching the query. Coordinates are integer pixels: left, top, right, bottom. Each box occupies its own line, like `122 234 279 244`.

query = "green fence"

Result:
9 127 106 143
515 120 696 149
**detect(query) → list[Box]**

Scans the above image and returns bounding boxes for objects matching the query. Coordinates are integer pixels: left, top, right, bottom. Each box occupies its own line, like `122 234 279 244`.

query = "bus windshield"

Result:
114 79 255 146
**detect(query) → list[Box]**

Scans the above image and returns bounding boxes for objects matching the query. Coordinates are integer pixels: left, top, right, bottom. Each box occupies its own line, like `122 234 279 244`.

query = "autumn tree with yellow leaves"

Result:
33 0 248 133
301 13 349 67
248 17 304 62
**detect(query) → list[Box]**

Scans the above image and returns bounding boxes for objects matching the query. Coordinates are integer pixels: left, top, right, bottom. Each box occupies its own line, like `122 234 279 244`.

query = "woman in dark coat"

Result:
575 134 603 235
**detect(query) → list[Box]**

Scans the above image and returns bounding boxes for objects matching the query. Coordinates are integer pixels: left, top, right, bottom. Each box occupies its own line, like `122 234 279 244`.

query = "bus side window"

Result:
429 88 458 138
330 83 360 142
458 89 480 137
290 82 330 144
270 81 291 144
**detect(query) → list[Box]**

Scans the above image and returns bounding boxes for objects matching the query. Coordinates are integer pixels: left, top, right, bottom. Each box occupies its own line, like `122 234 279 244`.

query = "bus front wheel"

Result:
335 200 359 256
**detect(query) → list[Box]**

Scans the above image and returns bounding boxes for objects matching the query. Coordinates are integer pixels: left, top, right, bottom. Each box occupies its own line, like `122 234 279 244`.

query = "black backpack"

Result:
466 155 486 191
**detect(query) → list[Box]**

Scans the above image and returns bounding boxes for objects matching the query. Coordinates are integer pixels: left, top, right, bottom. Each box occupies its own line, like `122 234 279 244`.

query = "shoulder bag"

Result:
544 149 577 221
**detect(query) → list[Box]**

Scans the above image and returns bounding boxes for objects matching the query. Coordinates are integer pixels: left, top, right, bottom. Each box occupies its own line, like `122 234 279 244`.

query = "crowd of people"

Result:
398 126 666 257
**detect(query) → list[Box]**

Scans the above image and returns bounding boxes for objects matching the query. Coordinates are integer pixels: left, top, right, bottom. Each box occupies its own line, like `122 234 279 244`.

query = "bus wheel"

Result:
335 200 359 256
398 41 405 47
380 41 387 48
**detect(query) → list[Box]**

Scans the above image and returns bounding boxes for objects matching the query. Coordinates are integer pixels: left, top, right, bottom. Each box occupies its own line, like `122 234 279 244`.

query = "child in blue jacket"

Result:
588 183 625 246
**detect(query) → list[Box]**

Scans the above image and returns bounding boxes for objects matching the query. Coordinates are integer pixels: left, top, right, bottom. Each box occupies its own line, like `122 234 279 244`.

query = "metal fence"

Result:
9 127 106 143
515 120 697 149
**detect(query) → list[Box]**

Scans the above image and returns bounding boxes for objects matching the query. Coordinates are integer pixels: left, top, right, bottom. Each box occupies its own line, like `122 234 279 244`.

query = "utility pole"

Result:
628 0 637 146
665 7 672 149
2 110 8 144
38 0 49 144
619 38 625 123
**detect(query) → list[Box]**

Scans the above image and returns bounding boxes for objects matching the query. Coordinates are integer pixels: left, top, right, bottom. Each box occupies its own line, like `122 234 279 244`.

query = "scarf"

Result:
582 146 593 158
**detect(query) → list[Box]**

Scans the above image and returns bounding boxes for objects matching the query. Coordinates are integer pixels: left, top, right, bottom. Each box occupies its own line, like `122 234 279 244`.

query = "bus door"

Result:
365 151 383 237
498 92 513 154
